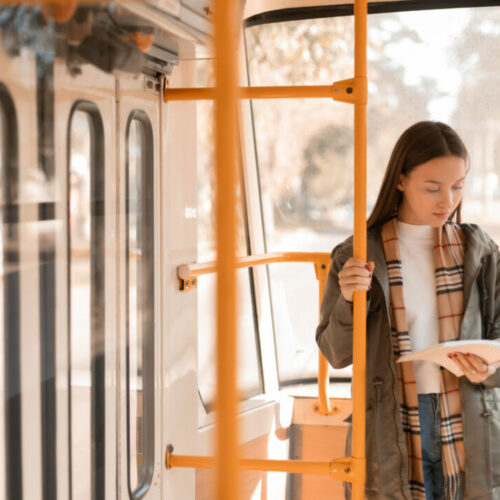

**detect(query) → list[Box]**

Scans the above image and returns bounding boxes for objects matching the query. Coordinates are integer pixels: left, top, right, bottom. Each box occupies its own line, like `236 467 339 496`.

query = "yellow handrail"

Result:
164 83 361 102
214 1 239 499
178 251 329 277
177 252 335 416
165 446 364 485
352 2 368 497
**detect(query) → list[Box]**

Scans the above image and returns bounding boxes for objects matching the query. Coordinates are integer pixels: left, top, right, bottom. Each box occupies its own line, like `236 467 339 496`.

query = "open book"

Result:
397 339 500 377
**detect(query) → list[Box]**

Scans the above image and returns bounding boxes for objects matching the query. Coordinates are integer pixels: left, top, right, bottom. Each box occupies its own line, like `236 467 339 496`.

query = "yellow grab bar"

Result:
177 252 336 416
165 85 330 101
352 1 368 498
178 251 329 279
214 1 239 499
164 80 365 103
165 445 365 485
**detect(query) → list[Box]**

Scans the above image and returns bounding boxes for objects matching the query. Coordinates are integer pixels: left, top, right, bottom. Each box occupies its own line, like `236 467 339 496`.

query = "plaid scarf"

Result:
381 217 466 499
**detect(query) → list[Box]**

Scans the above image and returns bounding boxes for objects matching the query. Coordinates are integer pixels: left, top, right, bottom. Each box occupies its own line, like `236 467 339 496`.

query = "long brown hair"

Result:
367 121 469 229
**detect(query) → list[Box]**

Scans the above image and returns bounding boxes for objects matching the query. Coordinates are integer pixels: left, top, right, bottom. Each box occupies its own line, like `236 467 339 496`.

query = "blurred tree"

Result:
451 9 500 208
245 13 440 229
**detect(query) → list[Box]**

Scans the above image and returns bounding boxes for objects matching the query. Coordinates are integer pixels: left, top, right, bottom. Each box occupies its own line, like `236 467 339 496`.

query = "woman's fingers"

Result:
339 258 374 302
339 259 372 280
465 353 489 373
448 352 492 383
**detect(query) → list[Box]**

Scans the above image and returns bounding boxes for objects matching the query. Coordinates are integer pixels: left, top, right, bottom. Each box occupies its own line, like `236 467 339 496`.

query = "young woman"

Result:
316 121 500 500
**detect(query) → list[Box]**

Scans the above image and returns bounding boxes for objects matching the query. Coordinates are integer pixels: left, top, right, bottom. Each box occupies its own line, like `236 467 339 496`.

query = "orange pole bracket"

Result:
332 77 367 105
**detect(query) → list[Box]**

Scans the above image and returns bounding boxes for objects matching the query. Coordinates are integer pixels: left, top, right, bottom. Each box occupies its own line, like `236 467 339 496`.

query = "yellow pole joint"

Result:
313 260 329 282
332 77 367 105
330 456 366 484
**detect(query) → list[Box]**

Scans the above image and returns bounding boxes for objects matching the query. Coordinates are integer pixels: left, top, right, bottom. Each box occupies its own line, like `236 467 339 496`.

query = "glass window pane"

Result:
246 19 355 384
69 106 105 500
196 59 263 410
69 110 92 499
127 115 154 497
245 6 500 384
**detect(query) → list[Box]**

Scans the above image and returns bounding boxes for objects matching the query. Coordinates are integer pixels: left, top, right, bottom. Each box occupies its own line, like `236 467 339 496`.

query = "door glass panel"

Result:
69 105 105 500
126 114 154 498
69 110 92 499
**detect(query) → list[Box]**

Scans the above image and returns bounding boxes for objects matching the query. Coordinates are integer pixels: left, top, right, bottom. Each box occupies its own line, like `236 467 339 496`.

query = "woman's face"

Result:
397 155 466 227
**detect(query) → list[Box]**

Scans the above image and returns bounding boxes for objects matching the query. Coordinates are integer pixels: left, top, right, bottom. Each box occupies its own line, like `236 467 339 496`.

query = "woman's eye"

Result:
452 185 464 190
426 188 439 193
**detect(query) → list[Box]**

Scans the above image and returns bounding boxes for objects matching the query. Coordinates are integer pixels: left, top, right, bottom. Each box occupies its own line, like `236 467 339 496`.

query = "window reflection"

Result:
126 114 154 498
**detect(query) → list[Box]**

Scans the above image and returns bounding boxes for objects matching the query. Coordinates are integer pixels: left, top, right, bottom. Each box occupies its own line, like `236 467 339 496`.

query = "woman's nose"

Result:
438 190 454 208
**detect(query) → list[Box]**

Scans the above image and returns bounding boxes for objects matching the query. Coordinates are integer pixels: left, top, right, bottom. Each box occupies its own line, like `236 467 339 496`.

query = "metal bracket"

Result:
330 456 365 484
179 277 197 291
313 398 340 416
332 77 367 105
165 444 174 469
314 261 329 282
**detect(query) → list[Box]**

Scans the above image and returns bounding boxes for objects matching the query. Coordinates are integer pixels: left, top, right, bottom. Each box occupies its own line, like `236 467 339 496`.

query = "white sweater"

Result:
397 220 441 394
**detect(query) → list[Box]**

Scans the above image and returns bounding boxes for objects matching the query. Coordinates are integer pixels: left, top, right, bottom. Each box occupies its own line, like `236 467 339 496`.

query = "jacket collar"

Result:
365 223 498 314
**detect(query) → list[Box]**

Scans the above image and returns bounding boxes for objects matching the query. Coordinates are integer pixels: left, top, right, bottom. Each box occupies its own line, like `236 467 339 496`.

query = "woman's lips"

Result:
433 212 449 219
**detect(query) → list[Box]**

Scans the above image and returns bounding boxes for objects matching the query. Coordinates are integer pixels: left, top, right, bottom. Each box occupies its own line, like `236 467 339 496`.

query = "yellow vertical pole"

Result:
214 1 239 500
352 0 368 498
317 268 331 414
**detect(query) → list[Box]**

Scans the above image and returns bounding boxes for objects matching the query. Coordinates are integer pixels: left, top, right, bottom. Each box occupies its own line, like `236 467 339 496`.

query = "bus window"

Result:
196 60 263 411
245 17 354 385
126 112 154 498
68 104 105 500
245 6 500 385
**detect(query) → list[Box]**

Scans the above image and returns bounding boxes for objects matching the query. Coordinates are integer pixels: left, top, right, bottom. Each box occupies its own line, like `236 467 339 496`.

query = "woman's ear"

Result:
397 174 405 192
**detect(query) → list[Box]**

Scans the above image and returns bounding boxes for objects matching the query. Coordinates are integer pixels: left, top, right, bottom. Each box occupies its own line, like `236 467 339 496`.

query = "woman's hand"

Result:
448 352 500 383
338 258 374 303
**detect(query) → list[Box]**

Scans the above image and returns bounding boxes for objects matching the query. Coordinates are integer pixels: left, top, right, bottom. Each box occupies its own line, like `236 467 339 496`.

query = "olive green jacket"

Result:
316 224 500 499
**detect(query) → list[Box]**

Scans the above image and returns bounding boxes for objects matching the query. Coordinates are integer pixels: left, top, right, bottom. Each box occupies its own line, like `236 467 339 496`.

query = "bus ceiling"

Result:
243 0 500 27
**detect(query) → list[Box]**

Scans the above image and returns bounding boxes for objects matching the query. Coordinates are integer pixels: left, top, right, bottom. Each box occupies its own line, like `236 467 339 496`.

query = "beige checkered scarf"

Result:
381 217 466 499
